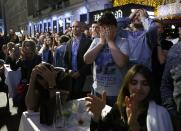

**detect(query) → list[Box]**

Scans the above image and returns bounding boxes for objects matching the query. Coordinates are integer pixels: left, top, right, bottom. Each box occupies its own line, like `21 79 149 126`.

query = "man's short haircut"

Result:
59 35 70 43
98 12 117 27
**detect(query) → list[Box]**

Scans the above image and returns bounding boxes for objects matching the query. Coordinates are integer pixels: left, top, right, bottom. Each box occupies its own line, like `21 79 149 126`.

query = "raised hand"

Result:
32 64 57 88
104 26 117 43
99 27 106 45
125 94 140 131
85 91 107 121
129 9 139 21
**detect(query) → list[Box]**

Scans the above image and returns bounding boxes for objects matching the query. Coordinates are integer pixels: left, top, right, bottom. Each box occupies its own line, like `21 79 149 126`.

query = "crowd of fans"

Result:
0 9 180 131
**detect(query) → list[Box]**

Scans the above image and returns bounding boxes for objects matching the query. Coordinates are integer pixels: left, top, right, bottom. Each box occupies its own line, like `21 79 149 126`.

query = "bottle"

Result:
53 91 65 128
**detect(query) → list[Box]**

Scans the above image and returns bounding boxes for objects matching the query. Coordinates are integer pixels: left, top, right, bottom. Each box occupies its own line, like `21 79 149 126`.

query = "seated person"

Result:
85 64 173 131
9 40 42 83
25 62 71 111
7 40 42 112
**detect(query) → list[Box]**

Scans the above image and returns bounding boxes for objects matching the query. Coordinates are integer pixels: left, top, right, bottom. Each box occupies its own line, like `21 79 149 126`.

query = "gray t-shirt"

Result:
90 37 128 96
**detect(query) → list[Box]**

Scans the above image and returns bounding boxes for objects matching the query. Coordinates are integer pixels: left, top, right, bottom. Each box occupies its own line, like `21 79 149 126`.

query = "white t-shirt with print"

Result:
90 37 128 96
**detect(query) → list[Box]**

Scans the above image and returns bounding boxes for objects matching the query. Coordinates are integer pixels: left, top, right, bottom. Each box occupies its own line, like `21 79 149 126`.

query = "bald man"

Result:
64 21 92 99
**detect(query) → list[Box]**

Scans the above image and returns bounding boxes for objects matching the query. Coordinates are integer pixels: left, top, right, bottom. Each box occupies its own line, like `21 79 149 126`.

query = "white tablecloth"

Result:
4 64 21 97
19 99 111 131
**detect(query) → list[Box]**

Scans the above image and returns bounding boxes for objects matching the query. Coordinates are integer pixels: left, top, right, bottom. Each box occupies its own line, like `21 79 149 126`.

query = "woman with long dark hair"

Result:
85 64 173 131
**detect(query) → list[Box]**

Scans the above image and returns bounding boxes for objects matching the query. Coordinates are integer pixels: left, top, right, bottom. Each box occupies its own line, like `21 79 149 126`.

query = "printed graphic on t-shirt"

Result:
95 45 119 89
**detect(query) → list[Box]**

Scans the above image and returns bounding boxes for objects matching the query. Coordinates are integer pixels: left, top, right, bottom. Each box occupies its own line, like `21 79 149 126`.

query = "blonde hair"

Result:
21 40 37 57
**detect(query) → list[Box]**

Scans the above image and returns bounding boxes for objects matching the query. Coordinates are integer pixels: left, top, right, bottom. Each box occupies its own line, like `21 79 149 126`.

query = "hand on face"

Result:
130 9 147 25
104 26 117 43
129 9 139 20
99 27 106 45
139 9 148 18
85 91 107 121
132 12 141 24
32 64 56 88
100 26 116 44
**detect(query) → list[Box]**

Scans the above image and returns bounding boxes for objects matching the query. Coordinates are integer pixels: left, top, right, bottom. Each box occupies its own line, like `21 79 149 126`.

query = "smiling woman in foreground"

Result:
85 64 173 131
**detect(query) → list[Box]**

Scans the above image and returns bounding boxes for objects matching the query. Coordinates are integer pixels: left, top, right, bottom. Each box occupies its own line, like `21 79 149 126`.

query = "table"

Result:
4 64 21 97
19 99 112 131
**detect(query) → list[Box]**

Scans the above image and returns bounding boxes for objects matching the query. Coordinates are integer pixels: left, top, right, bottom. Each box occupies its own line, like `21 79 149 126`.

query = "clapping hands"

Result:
85 91 107 121
125 94 140 131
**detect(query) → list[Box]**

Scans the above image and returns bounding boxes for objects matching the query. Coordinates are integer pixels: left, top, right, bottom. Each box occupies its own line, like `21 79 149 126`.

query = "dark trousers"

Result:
71 76 85 99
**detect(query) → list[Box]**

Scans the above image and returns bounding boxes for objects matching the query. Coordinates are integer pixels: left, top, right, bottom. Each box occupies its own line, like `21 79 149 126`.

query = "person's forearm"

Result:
108 41 128 68
129 120 140 131
141 17 149 31
157 45 166 64
84 43 104 64
117 17 131 28
25 79 37 111
92 113 102 122
129 125 140 131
